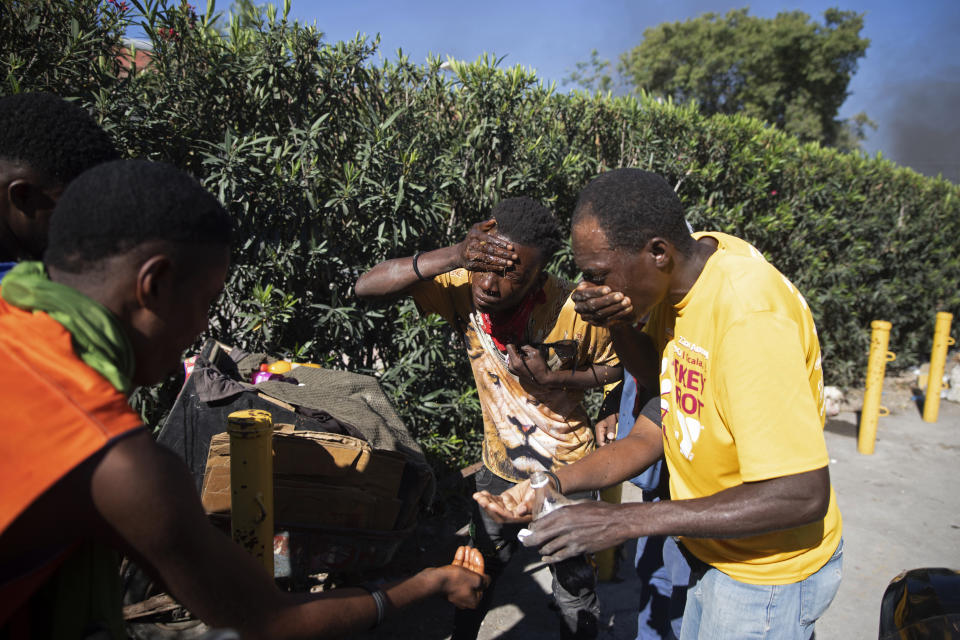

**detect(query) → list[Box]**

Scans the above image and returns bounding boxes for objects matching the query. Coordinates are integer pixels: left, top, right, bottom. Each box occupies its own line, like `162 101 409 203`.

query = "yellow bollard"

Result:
923 312 955 423
859 321 896 455
596 483 622 581
227 409 274 576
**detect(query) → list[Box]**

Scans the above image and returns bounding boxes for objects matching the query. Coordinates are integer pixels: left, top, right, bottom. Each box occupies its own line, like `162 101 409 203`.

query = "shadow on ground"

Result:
352 475 567 639
825 416 858 438
353 477 648 639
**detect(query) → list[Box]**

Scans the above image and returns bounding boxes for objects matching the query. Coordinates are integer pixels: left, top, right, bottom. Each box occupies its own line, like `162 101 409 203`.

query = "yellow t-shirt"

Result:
646 232 842 585
412 269 618 482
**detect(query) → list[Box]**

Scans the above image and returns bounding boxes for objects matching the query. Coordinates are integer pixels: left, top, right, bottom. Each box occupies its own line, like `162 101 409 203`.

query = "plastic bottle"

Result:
252 363 301 386
267 360 292 374
528 471 597 594
530 470 575 517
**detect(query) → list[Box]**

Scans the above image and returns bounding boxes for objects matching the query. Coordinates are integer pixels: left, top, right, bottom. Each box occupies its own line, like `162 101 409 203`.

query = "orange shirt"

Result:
0 293 143 624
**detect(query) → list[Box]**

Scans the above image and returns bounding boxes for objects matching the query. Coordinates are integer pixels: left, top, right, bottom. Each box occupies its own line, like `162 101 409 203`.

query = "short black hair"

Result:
46 160 233 273
491 197 564 260
573 169 693 253
0 92 119 183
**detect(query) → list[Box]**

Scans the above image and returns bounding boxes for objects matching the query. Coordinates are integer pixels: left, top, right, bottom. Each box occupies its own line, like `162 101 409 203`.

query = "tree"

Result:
599 8 871 148
563 49 615 93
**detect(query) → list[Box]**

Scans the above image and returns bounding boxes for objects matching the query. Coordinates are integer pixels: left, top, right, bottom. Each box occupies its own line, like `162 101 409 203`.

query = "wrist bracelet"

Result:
359 583 388 628
412 251 428 281
543 469 563 494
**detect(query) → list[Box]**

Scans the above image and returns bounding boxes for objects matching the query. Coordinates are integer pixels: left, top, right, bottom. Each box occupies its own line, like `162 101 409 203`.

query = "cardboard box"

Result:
274 479 402 530
200 433 232 514
200 428 407 531
271 430 406 498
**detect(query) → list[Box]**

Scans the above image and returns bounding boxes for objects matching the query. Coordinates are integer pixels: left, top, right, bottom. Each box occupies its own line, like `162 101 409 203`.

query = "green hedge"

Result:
4 0 958 470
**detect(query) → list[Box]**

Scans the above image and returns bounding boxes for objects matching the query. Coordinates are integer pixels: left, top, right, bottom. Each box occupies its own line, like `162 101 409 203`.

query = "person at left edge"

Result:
0 92 119 281
0 159 489 639
0 92 122 636
355 197 622 638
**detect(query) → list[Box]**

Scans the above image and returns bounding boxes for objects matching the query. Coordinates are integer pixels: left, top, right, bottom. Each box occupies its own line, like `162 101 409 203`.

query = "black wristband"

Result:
412 251 428 281
359 583 388 628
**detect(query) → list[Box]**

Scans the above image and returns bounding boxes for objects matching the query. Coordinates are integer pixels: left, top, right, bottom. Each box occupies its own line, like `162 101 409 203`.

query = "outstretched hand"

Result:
571 281 634 328
474 479 535 524
458 219 518 272
439 546 490 609
452 545 486 574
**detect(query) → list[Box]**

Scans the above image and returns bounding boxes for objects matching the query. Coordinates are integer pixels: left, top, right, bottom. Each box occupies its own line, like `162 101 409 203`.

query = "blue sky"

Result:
253 0 959 181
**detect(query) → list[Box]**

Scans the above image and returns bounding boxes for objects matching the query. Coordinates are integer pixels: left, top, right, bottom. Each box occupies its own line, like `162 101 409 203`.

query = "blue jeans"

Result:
679 539 844 640
635 533 689 639
618 372 662 491
618 372 687 639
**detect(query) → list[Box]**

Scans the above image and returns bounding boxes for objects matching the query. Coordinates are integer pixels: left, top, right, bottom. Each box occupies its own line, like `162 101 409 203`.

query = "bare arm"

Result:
354 245 461 301
91 432 486 640
473 415 662 522
525 465 832 562
556 414 663 493
504 343 622 391
354 219 517 301
543 362 622 390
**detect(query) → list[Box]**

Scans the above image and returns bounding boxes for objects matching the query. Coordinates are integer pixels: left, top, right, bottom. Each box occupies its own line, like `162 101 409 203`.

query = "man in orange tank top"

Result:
0 159 487 639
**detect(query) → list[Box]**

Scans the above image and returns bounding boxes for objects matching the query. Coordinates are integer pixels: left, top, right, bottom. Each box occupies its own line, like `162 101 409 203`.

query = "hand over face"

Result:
459 219 518 272
473 479 534 524
571 281 634 328
519 501 629 563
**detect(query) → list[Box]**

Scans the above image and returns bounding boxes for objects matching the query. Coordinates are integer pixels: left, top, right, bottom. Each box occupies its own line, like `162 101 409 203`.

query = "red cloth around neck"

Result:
478 286 546 351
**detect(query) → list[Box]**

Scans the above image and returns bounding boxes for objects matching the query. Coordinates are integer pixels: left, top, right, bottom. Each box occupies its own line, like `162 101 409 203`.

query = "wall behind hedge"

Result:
4 0 958 470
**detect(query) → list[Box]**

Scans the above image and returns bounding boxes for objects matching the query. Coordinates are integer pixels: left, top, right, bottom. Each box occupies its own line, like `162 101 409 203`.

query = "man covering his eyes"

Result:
356 197 622 639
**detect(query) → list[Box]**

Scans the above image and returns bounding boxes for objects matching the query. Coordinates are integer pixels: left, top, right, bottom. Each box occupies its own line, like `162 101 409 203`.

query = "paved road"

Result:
816 397 960 638
361 396 960 639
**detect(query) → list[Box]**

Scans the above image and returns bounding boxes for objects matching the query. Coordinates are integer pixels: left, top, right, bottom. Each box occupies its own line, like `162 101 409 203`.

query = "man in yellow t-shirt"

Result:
488 170 842 639
356 197 621 638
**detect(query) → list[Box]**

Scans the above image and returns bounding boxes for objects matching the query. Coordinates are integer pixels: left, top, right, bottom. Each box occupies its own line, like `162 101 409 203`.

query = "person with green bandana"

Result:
0 159 488 639
0 91 122 637
0 92 120 282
